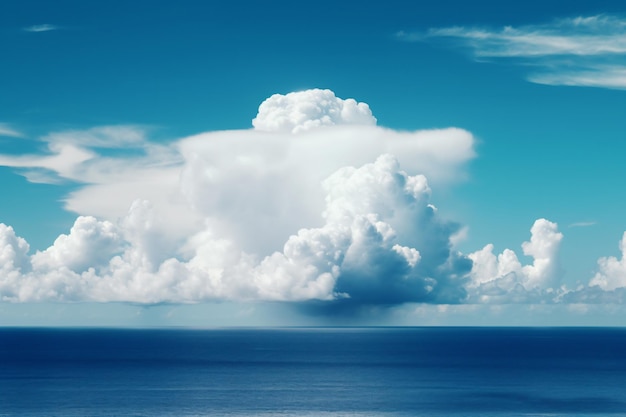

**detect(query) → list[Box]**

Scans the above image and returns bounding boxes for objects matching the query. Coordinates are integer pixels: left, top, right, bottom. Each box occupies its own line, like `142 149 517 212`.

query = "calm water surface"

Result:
1 327 625 416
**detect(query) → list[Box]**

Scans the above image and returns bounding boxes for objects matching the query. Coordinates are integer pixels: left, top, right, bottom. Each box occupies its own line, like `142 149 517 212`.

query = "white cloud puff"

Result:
467 219 563 303
252 89 376 133
31 216 122 273
589 232 626 291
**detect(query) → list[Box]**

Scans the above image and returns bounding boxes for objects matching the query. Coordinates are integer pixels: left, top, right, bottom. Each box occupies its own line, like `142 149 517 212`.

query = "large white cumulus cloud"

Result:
0 155 469 304
5 89 625 308
0 85 626 312
178 112 474 256
0 89 476 305
252 154 470 305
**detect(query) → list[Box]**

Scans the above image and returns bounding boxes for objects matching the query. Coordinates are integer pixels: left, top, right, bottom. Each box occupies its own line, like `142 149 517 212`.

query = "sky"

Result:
2 0 626 326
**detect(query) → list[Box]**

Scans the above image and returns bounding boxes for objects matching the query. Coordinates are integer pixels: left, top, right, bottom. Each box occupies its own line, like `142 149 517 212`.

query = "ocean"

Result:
1 327 625 416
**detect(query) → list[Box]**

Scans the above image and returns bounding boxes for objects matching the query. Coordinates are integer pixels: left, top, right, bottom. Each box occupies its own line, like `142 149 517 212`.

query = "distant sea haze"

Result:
1 327 625 416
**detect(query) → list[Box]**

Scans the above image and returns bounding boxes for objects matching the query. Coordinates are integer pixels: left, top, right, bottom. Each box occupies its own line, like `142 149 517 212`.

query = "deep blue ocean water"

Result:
1 327 626 416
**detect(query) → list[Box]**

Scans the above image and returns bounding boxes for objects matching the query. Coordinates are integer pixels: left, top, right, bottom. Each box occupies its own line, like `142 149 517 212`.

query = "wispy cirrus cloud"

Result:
399 14 626 89
568 221 597 228
23 24 59 33
0 123 23 138
0 125 169 185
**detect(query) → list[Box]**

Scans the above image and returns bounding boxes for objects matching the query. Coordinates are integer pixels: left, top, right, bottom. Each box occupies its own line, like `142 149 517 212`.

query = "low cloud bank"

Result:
0 89 624 310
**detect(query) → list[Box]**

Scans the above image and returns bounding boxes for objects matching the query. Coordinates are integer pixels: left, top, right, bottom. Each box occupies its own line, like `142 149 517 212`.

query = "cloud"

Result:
252 89 376 133
23 24 59 33
0 224 32 302
276 154 470 308
559 285 626 305
0 142 95 184
42 126 149 149
467 219 563 303
177 124 474 256
0 89 476 307
568 221 596 228
0 125 190 240
406 14 626 89
528 66 626 89
589 232 626 291
548 231 626 305
421 15 626 58
0 155 471 305
4 89 626 313
31 216 123 274
0 123 23 138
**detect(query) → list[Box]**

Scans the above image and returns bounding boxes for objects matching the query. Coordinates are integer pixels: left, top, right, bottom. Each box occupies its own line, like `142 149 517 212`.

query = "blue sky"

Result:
2 0 626 326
